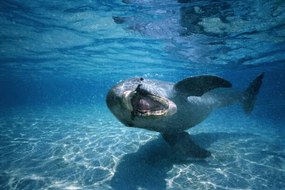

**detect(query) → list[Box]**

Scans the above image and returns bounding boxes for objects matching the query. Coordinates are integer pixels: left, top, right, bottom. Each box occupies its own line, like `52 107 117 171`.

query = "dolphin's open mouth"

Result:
131 93 169 116
122 90 177 118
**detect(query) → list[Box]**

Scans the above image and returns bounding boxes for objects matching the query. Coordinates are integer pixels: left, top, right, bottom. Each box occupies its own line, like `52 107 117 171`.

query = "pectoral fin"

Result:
161 132 211 158
174 75 232 97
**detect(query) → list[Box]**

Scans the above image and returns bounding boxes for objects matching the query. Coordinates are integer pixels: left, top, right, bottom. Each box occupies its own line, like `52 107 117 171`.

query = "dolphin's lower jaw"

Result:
122 90 177 119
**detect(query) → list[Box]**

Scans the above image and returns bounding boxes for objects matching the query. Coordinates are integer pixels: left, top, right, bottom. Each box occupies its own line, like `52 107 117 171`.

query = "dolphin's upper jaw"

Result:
122 90 177 118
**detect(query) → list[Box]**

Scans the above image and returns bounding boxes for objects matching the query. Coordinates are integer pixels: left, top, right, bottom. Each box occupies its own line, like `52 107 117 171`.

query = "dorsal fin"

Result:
174 75 232 96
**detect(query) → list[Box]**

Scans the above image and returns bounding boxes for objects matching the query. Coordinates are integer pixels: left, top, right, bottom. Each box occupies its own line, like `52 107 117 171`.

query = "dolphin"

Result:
106 73 264 158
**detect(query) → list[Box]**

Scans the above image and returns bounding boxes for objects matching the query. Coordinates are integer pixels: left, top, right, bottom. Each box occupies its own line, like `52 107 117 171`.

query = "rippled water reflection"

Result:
1 0 285 79
1 107 284 189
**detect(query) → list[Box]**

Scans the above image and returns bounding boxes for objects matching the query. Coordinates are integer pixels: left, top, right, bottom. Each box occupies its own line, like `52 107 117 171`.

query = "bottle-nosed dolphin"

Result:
106 73 264 158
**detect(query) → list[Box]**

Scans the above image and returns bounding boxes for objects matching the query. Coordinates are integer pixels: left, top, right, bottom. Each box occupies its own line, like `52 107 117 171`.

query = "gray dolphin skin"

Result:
106 73 264 158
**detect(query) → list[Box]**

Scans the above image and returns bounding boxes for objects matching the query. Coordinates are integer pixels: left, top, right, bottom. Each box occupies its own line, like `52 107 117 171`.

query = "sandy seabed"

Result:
0 105 284 190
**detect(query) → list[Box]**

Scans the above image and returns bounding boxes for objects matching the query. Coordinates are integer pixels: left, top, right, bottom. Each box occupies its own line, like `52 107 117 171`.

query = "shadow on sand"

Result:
110 132 257 190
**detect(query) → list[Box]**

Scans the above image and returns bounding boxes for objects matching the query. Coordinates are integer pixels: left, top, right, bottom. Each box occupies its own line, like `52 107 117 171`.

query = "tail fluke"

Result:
242 73 265 114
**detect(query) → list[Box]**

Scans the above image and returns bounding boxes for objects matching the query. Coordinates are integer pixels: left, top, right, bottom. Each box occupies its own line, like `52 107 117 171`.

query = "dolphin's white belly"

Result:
164 96 214 131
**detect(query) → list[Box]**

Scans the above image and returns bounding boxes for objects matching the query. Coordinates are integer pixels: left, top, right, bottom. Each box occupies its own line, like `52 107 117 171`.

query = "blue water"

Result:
0 0 285 189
